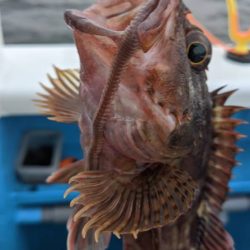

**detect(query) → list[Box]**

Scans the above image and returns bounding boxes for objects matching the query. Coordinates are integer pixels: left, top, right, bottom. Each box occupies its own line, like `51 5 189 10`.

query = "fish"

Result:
35 0 246 249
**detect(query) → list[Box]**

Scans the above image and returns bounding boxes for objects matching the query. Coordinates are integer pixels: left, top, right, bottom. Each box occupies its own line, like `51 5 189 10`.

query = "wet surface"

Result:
0 0 249 44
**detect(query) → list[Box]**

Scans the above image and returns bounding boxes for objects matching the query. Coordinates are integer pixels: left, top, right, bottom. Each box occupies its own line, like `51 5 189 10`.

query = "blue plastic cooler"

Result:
0 45 249 250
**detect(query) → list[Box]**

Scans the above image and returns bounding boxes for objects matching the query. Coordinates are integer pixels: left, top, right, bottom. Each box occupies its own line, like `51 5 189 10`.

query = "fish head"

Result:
65 0 213 164
133 0 213 161
57 1 216 239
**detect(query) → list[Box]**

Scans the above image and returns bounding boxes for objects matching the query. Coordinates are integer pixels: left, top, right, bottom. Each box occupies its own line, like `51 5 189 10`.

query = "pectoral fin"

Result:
34 67 81 123
46 160 84 184
65 165 197 241
67 209 111 250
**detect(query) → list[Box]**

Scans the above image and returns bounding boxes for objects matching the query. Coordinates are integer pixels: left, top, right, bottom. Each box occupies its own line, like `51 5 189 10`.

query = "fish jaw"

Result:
102 3 193 162
65 1 193 163
64 0 212 169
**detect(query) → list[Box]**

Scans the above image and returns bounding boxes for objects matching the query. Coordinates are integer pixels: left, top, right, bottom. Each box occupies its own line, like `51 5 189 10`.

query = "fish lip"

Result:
64 9 85 30
136 0 181 51
140 0 180 29
163 0 182 37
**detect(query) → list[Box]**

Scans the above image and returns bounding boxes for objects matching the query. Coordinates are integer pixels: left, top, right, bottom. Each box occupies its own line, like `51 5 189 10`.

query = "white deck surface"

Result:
0 44 249 117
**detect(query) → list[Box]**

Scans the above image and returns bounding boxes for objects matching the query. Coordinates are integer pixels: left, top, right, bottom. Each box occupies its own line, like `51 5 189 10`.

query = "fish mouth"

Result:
63 0 183 165
64 0 181 36
104 0 183 163
137 0 181 51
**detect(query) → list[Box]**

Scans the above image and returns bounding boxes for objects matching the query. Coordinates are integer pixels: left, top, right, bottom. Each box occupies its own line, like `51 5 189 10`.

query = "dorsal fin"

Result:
34 67 81 123
205 87 246 211
195 86 247 249
65 165 198 242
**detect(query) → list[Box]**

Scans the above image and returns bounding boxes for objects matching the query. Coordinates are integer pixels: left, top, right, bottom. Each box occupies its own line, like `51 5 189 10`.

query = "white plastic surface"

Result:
0 44 249 117
0 44 79 117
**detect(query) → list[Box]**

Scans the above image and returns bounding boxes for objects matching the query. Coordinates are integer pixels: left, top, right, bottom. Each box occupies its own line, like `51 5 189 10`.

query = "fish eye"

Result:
187 42 207 65
186 31 212 70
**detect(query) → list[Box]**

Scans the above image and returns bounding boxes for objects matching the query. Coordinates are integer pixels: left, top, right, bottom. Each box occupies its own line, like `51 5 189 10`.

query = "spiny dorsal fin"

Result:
65 165 198 242
204 86 246 212
34 67 81 123
195 86 246 249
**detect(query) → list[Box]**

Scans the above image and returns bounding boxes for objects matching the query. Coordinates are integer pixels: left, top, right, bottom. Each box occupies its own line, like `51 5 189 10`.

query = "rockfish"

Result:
36 0 245 249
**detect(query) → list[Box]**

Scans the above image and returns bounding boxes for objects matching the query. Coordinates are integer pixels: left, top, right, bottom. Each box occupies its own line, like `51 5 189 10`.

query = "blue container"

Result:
0 113 249 250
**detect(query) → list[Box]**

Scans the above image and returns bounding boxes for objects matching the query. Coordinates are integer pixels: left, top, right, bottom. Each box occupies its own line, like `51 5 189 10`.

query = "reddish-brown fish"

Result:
36 0 246 249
